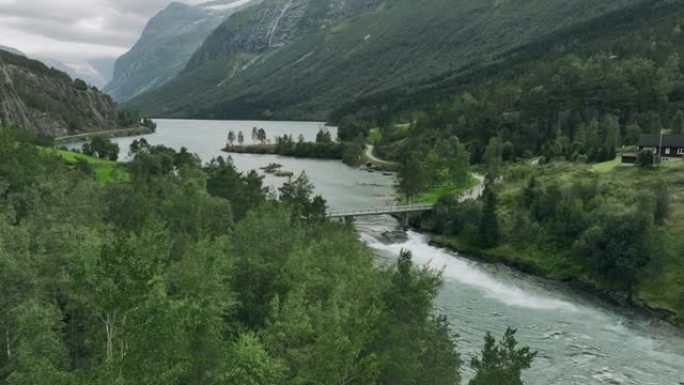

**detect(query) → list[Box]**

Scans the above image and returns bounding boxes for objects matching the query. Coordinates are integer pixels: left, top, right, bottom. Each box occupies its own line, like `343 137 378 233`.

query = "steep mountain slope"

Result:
105 0 259 102
1 45 113 88
128 0 649 120
0 51 121 137
39 57 113 89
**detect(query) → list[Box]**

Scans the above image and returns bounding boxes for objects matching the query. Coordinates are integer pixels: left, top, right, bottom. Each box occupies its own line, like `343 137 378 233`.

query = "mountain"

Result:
105 0 259 102
38 58 114 89
0 45 113 88
89 57 116 85
126 0 650 121
0 50 122 138
0 45 24 57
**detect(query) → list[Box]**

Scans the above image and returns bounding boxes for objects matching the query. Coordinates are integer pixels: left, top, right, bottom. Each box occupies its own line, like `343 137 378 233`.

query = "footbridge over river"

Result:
326 174 486 222
327 203 435 219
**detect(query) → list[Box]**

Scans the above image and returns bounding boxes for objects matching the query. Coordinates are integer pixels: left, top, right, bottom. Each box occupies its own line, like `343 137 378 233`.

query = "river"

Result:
67 119 684 385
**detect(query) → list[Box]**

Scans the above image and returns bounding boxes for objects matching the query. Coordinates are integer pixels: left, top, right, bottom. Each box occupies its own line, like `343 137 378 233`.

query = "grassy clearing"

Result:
52 149 130 185
367 128 382 144
590 156 621 173
408 175 478 204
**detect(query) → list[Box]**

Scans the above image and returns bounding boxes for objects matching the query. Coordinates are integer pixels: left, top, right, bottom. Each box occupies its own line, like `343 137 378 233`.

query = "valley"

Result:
2 0 684 384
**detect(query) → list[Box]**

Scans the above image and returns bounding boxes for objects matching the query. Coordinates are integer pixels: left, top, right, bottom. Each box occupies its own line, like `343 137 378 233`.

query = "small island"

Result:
223 126 369 168
259 162 294 178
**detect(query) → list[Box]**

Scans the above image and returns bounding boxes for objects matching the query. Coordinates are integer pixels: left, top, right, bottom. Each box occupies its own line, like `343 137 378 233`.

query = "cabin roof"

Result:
638 134 684 147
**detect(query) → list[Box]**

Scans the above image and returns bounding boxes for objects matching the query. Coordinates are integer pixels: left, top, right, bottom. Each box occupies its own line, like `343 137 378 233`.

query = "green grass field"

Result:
367 128 382 145
52 149 130 185
590 156 621 173
409 175 478 204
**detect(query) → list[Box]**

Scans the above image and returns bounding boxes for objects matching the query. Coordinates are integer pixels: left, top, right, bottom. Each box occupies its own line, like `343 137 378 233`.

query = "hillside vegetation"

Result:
127 0 647 120
0 51 143 138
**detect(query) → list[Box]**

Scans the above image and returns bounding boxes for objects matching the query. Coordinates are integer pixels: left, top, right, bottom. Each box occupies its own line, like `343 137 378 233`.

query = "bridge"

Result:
326 174 486 221
327 203 435 218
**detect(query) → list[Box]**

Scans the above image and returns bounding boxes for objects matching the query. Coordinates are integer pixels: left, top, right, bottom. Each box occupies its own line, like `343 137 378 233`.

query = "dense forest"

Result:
346 1 684 167
0 127 538 384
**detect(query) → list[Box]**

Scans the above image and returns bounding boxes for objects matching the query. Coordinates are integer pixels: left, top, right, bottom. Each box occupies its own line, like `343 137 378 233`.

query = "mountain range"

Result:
104 0 261 102
120 0 655 121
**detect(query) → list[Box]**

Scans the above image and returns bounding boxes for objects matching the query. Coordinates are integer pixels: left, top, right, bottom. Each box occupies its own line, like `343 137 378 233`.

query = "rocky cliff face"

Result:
0 51 119 138
186 0 383 69
105 0 260 102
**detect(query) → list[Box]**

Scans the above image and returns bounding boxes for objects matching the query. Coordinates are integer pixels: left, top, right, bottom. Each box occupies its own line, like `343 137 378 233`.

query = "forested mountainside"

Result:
0 51 125 138
127 0 648 120
368 0 684 164
105 0 259 102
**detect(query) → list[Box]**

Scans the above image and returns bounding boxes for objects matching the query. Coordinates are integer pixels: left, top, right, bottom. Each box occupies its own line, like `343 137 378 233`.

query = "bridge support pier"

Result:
401 213 409 230
344 216 354 227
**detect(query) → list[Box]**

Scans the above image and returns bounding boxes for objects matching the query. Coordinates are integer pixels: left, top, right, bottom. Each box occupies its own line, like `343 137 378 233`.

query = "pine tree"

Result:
469 328 537 385
672 110 684 134
479 179 499 248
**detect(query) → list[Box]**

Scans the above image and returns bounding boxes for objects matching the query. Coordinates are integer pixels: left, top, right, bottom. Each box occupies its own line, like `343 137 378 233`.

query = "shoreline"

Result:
225 144 399 172
426 234 683 328
53 125 155 144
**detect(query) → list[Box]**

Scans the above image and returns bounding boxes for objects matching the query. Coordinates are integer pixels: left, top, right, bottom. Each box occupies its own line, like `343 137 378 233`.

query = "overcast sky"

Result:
0 0 203 63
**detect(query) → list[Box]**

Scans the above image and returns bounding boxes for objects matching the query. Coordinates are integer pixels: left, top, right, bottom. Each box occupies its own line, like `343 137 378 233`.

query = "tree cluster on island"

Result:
225 127 367 168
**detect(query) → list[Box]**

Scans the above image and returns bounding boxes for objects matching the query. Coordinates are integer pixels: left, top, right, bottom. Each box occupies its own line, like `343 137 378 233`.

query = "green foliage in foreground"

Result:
469 328 537 385
0 127 536 385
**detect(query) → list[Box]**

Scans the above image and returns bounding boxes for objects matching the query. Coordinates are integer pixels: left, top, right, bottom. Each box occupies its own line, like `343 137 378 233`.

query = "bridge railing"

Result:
327 203 435 218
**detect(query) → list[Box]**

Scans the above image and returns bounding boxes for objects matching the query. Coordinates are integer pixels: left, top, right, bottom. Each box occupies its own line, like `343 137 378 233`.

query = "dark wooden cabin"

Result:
638 134 684 158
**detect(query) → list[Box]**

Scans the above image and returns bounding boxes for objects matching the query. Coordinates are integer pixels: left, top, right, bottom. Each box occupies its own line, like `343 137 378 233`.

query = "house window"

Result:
678 148 684 155
665 147 671 155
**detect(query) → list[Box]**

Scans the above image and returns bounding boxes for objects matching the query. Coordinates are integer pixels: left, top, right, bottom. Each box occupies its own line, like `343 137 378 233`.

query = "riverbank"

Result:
225 142 344 159
415 160 684 327
53 125 155 144
364 145 399 171
428 234 683 327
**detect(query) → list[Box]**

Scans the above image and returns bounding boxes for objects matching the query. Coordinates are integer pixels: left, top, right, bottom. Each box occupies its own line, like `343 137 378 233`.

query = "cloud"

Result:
0 0 204 61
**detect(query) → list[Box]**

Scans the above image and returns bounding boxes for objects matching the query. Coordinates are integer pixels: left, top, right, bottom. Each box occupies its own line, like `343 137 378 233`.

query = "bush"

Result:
637 149 658 168
73 79 88 91
89 135 120 161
